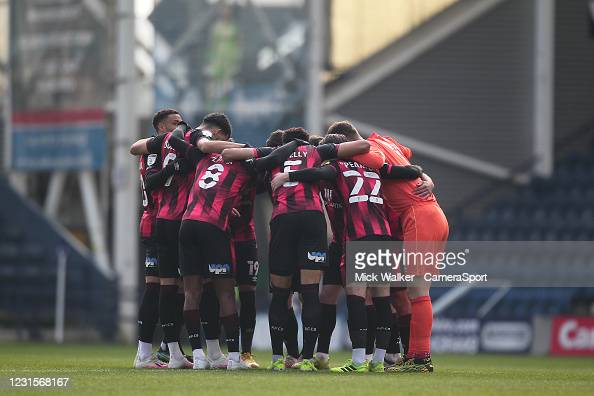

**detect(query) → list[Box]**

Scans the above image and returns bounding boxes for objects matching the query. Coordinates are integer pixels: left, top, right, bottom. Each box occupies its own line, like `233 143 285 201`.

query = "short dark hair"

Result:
327 120 359 141
202 112 232 138
321 133 348 145
266 130 284 148
152 108 180 131
308 134 323 146
282 127 309 144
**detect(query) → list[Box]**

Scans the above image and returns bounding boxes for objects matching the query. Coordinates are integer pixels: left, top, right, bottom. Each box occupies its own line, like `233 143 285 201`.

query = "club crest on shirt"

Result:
147 154 157 166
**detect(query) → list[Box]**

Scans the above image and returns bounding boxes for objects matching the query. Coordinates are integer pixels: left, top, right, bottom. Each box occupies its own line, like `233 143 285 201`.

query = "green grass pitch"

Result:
1 343 593 395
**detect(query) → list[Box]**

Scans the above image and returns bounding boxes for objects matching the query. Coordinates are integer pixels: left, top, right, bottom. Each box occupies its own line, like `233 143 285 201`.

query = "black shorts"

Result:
234 240 258 286
179 220 234 278
142 237 159 278
269 211 328 277
155 219 181 278
323 241 343 286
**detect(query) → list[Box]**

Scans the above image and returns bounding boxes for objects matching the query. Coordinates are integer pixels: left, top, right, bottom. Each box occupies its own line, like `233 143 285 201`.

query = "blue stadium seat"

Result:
445 145 594 319
0 177 118 341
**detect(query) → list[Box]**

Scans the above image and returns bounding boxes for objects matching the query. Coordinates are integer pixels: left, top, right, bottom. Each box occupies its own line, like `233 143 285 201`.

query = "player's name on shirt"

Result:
204 155 237 166
340 160 370 170
288 150 309 159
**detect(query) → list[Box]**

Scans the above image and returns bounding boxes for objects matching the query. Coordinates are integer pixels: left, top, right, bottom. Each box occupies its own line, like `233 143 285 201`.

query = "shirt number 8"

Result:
199 164 225 189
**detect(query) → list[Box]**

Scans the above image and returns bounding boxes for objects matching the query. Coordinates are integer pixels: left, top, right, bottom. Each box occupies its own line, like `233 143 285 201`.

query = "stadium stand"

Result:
437 132 594 320
0 176 118 341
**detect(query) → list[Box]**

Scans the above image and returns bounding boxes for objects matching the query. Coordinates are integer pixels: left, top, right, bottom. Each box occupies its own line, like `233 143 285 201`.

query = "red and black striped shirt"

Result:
329 160 391 241
268 144 337 220
183 154 256 232
229 185 257 242
146 131 195 221
320 180 344 246
139 152 161 238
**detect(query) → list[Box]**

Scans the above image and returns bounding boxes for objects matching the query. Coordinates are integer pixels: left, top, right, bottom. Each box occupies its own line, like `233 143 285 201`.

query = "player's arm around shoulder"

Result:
130 133 167 156
130 138 152 155
196 137 246 154
252 140 306 171
380 163 423 180
222 147 263 162
349 141 385 169
271 164 337 191
336 140 370 158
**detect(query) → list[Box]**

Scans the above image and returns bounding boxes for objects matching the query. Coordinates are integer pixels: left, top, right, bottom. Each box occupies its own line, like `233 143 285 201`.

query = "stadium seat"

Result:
443 145 594 319
0 177 118 341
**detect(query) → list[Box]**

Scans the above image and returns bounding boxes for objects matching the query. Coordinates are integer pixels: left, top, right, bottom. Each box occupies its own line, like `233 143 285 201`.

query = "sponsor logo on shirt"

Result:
145 257 157 268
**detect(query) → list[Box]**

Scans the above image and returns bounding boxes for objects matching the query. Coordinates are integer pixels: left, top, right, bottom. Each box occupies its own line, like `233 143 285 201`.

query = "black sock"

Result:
221 313 240 353
269 287 290 356
365 304 376 355
159 285 180 343
239 290 256 353
138 283 160 343
175 292 184 340
300 284 321 359
183 309 202 351
398 314 411 357
387 313 400 355
346 295 367 349
317 303 336 354
200 284 220 341
285 307 299 358
372 297 391 350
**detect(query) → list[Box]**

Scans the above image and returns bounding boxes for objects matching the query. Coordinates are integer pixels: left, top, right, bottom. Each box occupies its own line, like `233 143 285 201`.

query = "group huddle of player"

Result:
130 109 449 373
